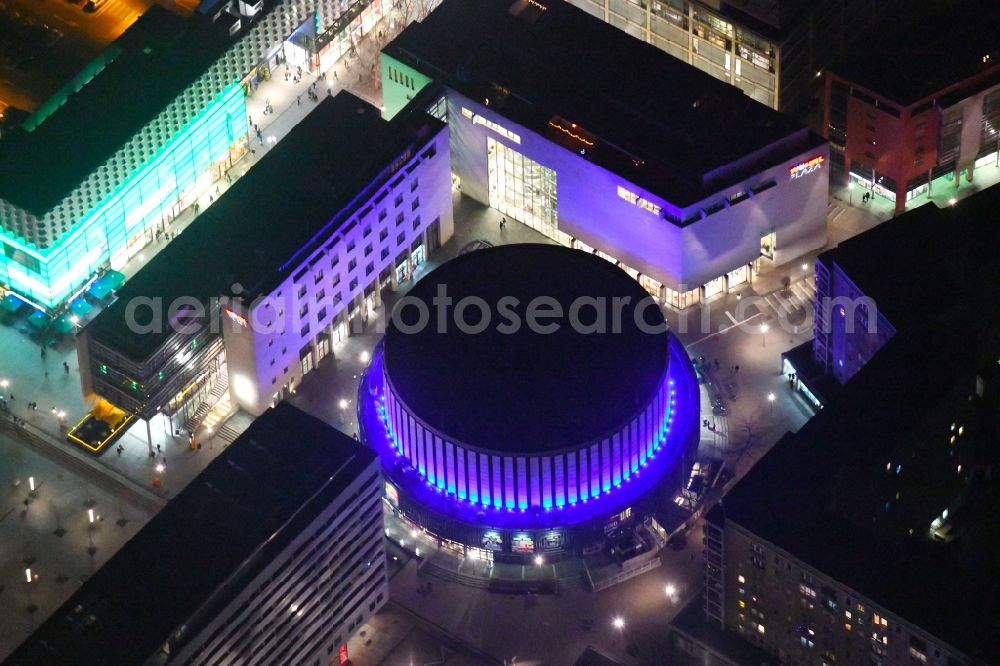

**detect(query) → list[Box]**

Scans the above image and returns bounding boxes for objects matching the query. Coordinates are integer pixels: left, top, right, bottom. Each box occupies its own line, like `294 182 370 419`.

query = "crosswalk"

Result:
761 276 816 319
827 199 846 224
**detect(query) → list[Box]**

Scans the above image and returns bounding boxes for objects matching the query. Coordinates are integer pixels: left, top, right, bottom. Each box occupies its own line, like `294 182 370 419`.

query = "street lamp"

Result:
534 555 544 566
359 350 370 364
848 180 855 205
155 463 166 474
949 197 957 207
612 616 624 630
665 583 677 600
338 398 349 410
760 323 769 347
767 392 776 418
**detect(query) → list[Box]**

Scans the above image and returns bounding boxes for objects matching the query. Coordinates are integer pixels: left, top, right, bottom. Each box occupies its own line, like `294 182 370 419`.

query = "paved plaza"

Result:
0 431 155 660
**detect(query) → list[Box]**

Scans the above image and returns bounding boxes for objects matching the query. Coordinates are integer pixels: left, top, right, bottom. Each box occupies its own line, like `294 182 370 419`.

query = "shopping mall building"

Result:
380 0 828 308
0 0 385 311
78 91 452 447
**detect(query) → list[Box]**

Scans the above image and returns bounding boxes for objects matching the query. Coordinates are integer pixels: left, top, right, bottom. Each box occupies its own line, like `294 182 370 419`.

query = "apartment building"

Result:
6 402 387 665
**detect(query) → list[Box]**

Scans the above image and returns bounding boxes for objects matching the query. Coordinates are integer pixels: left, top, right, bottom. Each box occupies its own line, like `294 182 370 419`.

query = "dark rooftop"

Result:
670 598 779 665
715 0 815 36
818 201 973 329
383 244 669 454
573 646 626 666
4 402 378 666
84 91 443 360
829 0 1000 105
385 0 823 208
0 2 275 219
723 186 1000 659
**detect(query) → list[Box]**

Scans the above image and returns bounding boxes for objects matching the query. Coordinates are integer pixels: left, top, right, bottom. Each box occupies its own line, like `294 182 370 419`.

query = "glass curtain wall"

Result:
487 137 562 242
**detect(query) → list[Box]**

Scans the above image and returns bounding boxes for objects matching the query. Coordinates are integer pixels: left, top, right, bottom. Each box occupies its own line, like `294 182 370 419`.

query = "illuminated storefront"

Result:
316 0 384 74
0 83 248 308
1 0 383 311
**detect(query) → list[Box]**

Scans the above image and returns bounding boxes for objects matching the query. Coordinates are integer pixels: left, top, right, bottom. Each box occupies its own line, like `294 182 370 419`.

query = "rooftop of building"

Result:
384 0 823 209
723 329 1000 659
817 198 982 329
83 90 444 360
0 2 270 218
829 0 1000 106
723 187 1000 659
669 598 779 666
383 244 670 453
572 646 626 666
715 0 816 37
4 401 379 666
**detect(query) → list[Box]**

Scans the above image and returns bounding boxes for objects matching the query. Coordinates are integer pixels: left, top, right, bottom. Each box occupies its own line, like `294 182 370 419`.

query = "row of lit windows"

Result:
255 142 443 383
189 480 384 664
0 83 248 306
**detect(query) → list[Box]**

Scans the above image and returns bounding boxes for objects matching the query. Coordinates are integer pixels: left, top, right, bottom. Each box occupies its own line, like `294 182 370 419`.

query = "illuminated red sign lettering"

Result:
789 155 824 179
224 308 248 328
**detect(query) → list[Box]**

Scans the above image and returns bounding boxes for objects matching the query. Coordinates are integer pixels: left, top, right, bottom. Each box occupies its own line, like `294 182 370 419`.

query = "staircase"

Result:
183 374 229 433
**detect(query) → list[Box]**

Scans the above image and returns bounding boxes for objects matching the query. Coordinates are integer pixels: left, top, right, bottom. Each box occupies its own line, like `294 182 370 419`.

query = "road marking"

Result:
688 310 764 347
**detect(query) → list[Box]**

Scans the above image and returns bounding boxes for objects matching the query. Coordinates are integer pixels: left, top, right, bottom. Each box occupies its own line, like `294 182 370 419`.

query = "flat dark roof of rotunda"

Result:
383 244 669 454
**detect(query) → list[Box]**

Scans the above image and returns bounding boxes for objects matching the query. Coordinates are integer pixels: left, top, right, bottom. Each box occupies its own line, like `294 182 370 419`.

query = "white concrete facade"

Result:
445 89 828 305
223 125 454 415
167 456 387 665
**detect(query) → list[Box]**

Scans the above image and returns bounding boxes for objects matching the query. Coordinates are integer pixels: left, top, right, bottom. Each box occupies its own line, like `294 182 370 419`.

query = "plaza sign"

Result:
789 155 825 179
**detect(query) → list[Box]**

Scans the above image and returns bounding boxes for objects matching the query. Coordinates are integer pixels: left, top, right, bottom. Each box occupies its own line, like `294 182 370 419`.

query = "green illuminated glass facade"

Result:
0 82 248 308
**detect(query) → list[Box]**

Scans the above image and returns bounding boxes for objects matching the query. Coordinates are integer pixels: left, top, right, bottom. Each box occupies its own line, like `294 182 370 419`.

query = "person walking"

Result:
63 361 70 374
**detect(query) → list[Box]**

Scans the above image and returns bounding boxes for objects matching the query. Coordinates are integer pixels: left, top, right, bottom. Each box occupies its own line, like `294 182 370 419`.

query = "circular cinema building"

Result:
358 244 699 560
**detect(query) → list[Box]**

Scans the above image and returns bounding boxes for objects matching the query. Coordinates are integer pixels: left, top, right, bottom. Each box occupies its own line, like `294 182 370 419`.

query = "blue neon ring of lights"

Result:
358 334 699 529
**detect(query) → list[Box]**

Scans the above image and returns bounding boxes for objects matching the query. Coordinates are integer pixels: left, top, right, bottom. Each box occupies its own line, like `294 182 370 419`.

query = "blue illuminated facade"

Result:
358 334 700 553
